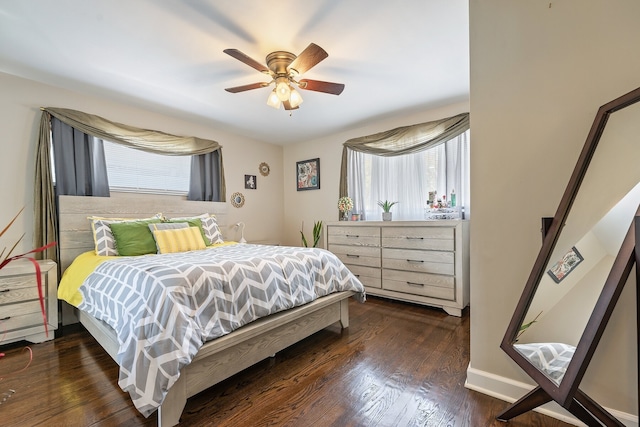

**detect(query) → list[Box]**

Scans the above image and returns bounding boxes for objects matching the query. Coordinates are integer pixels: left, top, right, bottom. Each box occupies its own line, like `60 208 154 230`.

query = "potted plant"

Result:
377 200 398 221
300 220 323 248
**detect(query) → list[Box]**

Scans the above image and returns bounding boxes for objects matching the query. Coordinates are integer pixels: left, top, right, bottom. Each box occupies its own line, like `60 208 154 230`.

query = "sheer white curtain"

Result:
347 130 470 220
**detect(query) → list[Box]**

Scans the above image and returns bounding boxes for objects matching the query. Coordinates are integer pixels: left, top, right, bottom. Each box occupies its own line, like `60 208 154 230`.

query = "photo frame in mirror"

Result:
498 86 640 425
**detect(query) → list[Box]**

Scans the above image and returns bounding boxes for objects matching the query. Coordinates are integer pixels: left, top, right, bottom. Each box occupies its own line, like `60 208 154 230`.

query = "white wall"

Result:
281 102 469 247
0 72 284 251
468 0 639 421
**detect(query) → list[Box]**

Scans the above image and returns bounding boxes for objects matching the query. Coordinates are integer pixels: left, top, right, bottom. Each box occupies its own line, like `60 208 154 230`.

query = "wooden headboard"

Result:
57 193 228 274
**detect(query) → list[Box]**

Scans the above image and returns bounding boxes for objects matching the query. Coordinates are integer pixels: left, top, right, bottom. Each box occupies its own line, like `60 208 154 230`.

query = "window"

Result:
347 130 469 220
102 141 191 194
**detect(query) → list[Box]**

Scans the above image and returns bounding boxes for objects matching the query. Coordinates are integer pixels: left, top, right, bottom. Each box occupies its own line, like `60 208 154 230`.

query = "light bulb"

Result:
266 90 281 109
275 78 291 102
289 88 304 108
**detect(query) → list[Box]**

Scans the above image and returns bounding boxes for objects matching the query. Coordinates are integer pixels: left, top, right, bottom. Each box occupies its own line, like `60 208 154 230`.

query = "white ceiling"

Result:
0 0 469 145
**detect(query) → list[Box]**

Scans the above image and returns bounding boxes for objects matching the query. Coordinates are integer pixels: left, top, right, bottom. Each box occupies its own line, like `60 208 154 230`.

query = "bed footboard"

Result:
80 291 354 427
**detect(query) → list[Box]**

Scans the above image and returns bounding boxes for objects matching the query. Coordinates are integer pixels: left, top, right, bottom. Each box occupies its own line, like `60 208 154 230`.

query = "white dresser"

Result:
0 259 58 345
326 221 469 316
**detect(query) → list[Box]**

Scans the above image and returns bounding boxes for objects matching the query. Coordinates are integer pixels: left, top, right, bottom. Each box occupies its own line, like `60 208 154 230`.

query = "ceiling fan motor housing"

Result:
265 51 298 77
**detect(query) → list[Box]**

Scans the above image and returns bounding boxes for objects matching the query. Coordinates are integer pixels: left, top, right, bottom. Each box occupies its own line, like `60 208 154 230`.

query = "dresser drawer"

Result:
382 248 454 275
383 276 455 300
327 226 380 247
329 244 381 268
346 265 382 289
359 276 382 289
383 268 454 291
382 226 454 251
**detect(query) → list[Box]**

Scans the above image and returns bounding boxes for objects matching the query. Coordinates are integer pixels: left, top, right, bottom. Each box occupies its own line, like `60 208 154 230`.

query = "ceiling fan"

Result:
223 43 345 111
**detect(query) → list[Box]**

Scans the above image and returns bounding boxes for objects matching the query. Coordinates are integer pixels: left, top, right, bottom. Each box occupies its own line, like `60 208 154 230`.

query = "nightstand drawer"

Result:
0 273 43 291
0 286 41 304
1 300 46 331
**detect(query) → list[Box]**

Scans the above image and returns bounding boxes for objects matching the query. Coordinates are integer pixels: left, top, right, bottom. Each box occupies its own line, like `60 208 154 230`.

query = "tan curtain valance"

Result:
339 112 469 197
344 112 469 156
43 107 221 156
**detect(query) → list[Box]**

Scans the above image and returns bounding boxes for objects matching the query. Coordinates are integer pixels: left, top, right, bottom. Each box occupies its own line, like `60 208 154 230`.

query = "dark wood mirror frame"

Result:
498 86 640 425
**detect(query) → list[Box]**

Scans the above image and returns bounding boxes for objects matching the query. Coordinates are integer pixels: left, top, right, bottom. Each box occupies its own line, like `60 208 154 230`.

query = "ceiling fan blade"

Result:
288 43 328 75
225 82 270 93
223 49 270 74
298 79 345 95
282 100 299 111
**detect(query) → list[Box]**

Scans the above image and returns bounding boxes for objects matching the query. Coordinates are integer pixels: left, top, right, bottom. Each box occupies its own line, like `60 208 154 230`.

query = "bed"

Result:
56 194 365 426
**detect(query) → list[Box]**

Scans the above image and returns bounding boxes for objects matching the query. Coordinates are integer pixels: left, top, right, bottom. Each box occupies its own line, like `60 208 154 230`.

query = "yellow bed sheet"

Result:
58 242 237 307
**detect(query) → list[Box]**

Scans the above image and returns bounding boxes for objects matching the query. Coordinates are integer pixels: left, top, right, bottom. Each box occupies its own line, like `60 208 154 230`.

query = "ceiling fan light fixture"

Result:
289 88 304 108
266 89 282 109
275 77 291 102
224 43 344 111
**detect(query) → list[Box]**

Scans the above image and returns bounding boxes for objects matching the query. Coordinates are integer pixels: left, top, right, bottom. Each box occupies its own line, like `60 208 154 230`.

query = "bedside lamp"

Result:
235 222 246 244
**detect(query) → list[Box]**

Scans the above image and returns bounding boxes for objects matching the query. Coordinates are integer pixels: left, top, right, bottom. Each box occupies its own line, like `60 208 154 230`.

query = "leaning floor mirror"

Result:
499 86 640 426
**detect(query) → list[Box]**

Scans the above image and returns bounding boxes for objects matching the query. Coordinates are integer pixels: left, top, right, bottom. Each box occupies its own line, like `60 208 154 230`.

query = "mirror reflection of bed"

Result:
498 87 640 425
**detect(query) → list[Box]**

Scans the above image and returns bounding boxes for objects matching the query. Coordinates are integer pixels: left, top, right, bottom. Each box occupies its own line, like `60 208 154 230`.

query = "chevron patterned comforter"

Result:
77 244 365 417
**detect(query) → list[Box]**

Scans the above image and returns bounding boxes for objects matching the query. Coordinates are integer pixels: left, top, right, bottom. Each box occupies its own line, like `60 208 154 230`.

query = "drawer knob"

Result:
405 237 424 240
0 316 10 321
406 259 424 263
0 289 10 293
406 282 424 287
346 254 360 258
346 234 360 238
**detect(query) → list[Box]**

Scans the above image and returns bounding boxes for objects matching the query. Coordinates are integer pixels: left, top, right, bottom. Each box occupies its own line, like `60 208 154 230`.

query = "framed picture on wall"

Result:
296 158 320 191
245 174 256 190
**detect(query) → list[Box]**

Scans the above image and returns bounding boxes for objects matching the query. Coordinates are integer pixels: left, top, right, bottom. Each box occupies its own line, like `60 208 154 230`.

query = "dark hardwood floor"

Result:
0 297 573 427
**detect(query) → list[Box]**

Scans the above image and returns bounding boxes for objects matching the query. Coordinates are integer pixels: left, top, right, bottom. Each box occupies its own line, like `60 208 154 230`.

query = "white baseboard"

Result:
465 365 638 427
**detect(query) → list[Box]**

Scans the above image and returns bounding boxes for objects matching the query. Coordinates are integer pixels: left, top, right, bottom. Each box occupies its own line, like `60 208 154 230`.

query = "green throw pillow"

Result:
109 219 162 256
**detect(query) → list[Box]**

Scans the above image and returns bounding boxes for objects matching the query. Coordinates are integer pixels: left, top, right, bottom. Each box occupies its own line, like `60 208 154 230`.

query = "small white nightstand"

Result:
0 259 58 345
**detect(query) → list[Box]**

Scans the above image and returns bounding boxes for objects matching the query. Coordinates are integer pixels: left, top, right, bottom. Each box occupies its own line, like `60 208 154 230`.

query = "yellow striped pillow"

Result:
152 227 206 254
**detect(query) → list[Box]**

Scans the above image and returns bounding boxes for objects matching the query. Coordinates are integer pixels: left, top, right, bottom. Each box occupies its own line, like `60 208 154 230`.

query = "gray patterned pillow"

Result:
89 214 163 256
168 214 223 245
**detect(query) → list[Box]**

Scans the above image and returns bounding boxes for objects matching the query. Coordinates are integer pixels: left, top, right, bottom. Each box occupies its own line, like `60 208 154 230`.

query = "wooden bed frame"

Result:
57 194 355 427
